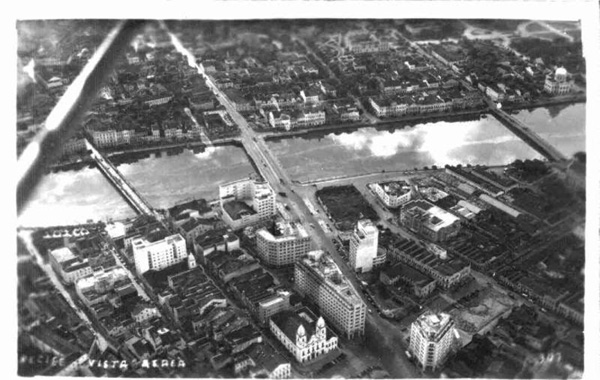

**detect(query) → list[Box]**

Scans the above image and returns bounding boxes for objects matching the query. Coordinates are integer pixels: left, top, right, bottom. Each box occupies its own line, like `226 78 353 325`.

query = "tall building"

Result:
349 219 380 273
409 311 456 370
132 233 187 274
256 221 312 267
294 250 366 339
269 307 338 363
219 178 276 229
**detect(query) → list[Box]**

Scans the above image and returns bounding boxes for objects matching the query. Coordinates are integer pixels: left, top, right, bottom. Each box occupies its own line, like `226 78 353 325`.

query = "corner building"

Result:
409 311 456 370
256 222 311 267
294 250 366 339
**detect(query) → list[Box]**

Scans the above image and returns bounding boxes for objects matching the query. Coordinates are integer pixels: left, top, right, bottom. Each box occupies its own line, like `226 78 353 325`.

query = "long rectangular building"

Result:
132 233 187 274
294 250 366 339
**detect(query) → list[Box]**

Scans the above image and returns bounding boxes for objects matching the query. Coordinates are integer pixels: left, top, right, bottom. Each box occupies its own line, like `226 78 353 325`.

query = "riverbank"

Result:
260 108 486 140
50 137 243 171
259 93 585 140
297 164 510 186
501 93 586 112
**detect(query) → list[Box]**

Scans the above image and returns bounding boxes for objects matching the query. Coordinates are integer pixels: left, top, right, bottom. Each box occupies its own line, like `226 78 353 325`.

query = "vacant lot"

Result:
316 185 379 231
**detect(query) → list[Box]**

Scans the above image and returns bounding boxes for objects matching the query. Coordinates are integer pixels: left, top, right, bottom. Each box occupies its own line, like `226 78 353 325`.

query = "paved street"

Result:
164 29 421 378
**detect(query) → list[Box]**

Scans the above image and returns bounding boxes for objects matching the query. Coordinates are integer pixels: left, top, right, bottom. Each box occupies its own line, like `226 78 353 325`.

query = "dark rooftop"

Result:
223 200 257 221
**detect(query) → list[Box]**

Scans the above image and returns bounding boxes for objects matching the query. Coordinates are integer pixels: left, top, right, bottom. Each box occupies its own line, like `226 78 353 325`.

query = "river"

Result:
266 115 543 183
512 103 585 157
17 104 585 227
18 145 256 228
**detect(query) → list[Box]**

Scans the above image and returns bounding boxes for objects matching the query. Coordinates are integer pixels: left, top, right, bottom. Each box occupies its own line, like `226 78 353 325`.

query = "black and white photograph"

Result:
12 1 600 378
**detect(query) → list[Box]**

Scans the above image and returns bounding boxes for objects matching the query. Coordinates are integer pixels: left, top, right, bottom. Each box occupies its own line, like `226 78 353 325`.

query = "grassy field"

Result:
316 185 379 231
525 22 547 33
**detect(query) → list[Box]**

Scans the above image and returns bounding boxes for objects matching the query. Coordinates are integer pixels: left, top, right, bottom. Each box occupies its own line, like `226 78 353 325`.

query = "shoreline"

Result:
18 163 514 231
296 163 510 186
261 94 586 140
260 108 486 140
50 96 584 171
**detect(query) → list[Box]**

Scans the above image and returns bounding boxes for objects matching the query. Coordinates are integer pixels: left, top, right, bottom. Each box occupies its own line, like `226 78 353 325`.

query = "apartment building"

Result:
294 250 366 339
409 311 456 370
132 233 188 274
256 221 311 267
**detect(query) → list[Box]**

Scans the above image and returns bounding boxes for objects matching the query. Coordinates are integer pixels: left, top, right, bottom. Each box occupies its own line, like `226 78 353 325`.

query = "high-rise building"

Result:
132 233 188 274
219 178 276 229
409 311 456 370
256 221 311 267
294 250 366 339
349 219 380 273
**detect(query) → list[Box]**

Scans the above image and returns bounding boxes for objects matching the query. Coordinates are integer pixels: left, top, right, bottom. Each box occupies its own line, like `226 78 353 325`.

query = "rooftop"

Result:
299 250 363 305
378 180 412 197
403 200 460 232
414 311 455 342
257 221 308 242
270 307 332 343
382 263 435 287
223 200 257 221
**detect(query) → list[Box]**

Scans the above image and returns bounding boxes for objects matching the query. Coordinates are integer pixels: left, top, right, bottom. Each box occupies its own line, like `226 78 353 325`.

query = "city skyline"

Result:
14 9 599 380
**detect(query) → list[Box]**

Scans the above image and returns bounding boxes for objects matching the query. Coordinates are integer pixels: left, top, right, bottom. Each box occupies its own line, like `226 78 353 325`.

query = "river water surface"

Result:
18 104 585 227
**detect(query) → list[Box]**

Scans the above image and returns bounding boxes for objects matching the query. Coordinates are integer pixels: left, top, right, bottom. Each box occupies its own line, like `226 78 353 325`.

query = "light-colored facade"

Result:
409 311 456 370
49 247 93 285
349 219 379 273
294 250 366 339
292 109 326 128
75 267 130 306
544 67 573 95
269 308 338 363
371 181 412 208
90 129 133 148
132 234 188 274
256 222 311 267
219 178 276 230
400 200 461 242
268 112 292 130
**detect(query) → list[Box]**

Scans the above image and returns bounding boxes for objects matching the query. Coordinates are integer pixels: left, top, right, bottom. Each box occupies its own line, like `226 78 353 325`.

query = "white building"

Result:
409 311 456 370
349 219 379 273
49 247 93 285
131 303 160 323
291 108 326 128
400 200 461 242
294 250 366 339
371 180 412 208
75 267 130 306
256 222 311 267
132 234 188 274
269 308 338 363
544 67 574 95
219 178 276 230
268 111 292 130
